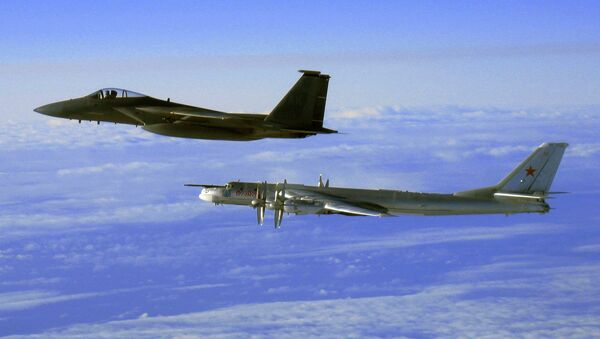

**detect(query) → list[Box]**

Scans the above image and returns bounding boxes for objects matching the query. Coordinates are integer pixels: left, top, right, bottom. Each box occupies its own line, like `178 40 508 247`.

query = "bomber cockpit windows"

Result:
87 88 147 100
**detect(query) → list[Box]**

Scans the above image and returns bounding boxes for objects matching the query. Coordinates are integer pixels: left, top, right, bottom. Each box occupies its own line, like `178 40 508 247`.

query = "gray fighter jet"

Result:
187 143 568 227
34 70 336 141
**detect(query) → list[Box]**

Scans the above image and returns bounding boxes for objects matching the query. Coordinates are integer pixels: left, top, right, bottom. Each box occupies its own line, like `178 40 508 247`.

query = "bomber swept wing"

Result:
285 188 388 217
323 201 384 217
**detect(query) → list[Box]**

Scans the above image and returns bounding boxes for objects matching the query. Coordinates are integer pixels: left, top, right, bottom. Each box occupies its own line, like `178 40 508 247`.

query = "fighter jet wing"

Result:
136 106 232 121
113 105 235 126
286 189 388 217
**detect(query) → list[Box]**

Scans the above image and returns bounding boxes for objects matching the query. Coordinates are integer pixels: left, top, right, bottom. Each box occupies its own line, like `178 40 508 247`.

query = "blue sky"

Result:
1 1 600 337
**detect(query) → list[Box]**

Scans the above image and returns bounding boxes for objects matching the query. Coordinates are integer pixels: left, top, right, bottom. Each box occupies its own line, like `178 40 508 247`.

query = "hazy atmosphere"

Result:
2 1 600 337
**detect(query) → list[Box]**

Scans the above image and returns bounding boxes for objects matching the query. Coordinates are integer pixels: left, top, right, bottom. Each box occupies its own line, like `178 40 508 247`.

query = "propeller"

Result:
272 180 287 228
274 209 283 228
252 181 267 225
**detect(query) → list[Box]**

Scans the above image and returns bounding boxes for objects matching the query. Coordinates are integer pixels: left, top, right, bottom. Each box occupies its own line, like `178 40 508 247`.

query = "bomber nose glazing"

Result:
199 188 214 202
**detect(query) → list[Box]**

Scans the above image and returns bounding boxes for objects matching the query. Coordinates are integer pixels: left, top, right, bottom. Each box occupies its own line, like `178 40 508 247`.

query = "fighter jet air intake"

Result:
34 70 336 141
187 143 568 228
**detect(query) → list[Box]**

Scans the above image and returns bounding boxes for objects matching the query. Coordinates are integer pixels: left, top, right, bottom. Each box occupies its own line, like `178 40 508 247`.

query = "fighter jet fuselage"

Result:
187 143 568 227
34 70 336 141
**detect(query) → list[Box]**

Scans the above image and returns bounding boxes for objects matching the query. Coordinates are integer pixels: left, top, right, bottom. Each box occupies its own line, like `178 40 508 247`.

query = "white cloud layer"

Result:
13 261 600 338
261 223 564 259
57 162 170 176
0 290 102 312
0 202 207 239
1 104 598 337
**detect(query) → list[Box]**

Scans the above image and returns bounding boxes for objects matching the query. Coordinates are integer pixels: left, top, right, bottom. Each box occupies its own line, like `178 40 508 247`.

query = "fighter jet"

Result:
186 143 568 227
34 70 336 141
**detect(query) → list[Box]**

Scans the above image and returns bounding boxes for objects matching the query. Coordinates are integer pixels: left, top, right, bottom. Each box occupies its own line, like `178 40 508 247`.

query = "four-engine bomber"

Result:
187 143 568 227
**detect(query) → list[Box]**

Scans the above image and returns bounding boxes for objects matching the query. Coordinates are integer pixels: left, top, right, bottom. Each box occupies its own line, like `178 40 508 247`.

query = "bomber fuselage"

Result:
199 181 548 216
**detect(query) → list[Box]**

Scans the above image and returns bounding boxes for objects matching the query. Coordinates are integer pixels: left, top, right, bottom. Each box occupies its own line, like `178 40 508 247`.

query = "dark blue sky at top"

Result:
2 1 599 60
2 0 600 112
1 1 600 337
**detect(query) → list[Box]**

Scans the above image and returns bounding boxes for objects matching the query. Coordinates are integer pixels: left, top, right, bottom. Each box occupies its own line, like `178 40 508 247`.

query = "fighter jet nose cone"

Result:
33 103 63 117
34 104 52 115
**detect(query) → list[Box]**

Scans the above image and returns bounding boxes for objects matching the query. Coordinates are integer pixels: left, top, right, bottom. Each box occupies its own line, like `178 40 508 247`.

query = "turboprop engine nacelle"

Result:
284 201 325 215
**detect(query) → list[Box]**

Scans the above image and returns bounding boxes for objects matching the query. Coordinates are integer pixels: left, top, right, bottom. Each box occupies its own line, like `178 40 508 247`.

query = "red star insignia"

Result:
525 166 536 177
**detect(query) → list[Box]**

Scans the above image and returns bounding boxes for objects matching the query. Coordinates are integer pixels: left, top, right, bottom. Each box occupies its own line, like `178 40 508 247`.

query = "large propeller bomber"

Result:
191 144 568 226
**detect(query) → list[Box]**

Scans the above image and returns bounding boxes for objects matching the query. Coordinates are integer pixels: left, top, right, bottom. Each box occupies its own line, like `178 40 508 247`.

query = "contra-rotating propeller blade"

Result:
274 208 283 228
254 181 267 225
257 206 265 225
273 180 287 228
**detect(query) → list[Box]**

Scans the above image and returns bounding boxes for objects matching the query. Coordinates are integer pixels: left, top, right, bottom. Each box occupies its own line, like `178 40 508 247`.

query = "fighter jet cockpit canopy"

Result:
87 88 147 100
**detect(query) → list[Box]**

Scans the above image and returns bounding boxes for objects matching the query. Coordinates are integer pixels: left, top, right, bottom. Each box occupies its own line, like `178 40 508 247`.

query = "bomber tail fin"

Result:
496 142 568 194
455 142 568 199
265 70 333 132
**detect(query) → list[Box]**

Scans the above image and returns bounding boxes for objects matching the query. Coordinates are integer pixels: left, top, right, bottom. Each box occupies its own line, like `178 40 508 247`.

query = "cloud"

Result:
173 283 229 291
1 103 598 337
0 290 102 312
0 286 153 314
16 262 600 338
225 263 290 281
0 120 174 151
472 145 531 157
246 144 395 163
0 202 208 239
1 277 63 287
573 244 600 253
569 143 600 157
7 42 600 74
329 106 383 119
261 223 564 259
57 162 170 176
